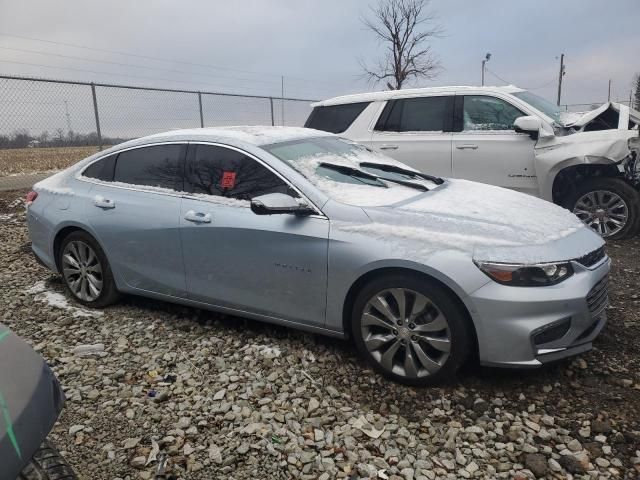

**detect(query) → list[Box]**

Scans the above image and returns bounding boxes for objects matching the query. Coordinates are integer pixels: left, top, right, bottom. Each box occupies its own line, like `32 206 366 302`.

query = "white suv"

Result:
306 86 640 239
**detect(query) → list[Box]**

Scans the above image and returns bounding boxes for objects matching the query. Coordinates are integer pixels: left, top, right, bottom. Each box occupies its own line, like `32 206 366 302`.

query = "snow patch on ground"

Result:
0 213 14 222
26 281 103 318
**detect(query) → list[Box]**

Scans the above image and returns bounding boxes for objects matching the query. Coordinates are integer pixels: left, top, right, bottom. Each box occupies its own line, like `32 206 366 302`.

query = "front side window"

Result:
113 144 184 190
304 102 371 134
186 144 296 201
375 96 450 132
462 96 524 131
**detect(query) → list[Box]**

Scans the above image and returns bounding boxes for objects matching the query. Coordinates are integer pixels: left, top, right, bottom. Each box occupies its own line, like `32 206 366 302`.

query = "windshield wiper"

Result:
320 162 429 192
359 162 444 185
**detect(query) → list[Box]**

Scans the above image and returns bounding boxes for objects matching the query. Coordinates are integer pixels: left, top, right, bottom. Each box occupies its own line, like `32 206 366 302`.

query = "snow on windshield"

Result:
266 137 438 207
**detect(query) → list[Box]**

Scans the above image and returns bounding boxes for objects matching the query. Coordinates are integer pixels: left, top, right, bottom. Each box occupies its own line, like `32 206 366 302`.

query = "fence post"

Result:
90 83 103 151
198 92 204 128
269 97 275 126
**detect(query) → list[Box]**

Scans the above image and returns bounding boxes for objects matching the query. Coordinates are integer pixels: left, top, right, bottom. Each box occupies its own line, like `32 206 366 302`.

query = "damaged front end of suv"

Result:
535 102 640 239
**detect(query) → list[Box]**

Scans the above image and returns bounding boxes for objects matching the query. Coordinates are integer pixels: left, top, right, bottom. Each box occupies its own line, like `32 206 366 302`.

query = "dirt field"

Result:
0 146 101 176
1 188 638 479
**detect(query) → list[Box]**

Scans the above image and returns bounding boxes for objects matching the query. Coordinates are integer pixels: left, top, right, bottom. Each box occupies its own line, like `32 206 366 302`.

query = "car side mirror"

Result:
514 116 542 139
250 193 314 216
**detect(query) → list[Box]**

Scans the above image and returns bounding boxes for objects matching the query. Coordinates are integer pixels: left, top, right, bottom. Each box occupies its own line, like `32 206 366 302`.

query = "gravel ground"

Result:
1 189 639 480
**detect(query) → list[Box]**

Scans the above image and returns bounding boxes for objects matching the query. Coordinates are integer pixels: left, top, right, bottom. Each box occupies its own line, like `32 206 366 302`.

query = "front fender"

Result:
534 130 636 200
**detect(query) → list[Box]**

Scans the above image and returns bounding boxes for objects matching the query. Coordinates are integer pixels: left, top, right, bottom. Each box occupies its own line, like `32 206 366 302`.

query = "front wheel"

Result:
18 440 77 479
351 275 471 386
563 177 640 240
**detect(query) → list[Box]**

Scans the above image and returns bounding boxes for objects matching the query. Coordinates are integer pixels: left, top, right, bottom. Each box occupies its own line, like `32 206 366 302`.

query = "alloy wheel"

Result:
61 241 103 302
360 288 451 379
573 190 629 238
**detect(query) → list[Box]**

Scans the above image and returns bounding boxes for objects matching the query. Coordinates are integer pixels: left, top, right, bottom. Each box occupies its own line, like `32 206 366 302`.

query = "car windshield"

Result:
512 90 561 123
262 136 436 206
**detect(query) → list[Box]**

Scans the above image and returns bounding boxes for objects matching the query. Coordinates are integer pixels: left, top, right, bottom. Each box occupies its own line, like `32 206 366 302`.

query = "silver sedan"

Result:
27 126 610 385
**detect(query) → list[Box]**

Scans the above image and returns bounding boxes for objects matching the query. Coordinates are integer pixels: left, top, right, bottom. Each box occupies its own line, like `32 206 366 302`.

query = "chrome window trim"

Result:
76 140 327 219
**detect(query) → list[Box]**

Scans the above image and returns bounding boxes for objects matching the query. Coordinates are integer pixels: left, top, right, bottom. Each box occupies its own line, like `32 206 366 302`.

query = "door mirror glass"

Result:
251 193 313 215
514 115 542 138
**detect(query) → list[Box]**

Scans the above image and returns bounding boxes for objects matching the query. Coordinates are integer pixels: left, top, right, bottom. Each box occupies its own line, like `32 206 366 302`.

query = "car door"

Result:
83 143 188 297
367 94 454 178
451 94 539 196
179 143 329 327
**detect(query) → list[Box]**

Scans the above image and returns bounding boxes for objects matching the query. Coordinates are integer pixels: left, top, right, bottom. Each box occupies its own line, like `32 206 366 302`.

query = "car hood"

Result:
558 102 640 130
346 179 604 264
0 324 64 479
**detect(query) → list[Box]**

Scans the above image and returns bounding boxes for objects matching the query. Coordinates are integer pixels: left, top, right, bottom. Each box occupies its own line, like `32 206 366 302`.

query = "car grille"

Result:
586 276 609 318
576 247 606 268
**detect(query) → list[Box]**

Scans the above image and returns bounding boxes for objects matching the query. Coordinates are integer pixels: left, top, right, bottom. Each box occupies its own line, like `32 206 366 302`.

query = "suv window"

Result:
304 102 370 134
375 96 450 132
82 154 117 181
462 96 524 131
186 144 297 201
113 144 184 190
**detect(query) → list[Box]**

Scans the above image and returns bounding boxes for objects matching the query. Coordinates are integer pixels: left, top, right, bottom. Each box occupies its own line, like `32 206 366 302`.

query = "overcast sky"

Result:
0 0 638 106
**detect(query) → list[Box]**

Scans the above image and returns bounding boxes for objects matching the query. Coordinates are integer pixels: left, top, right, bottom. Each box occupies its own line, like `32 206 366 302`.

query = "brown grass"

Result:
0 146 102 176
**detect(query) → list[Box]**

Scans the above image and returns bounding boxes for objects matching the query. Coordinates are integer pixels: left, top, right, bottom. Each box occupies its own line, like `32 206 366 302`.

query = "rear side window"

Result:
305 102 370 134
375 96 451 132
82 154 116 181
185 144 296 201
113 144 184 190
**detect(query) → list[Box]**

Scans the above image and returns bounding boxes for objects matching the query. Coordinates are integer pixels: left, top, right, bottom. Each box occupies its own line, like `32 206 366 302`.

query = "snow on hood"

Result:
340 179 603 264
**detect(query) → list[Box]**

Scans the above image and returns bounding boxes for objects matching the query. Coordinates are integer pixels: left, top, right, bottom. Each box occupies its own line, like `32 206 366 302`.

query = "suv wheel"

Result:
351 274 471 386
563 178 640 240
58 231 120 308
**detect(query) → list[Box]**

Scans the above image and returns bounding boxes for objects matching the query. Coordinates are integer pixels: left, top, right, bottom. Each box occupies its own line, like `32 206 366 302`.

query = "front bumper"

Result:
468 256 610 367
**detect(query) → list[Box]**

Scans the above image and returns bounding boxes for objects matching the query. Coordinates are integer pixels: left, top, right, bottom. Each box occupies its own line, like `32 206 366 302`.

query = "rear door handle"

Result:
184 210 211 224
456 144 478 150
379 144 398 150
93 195 115 209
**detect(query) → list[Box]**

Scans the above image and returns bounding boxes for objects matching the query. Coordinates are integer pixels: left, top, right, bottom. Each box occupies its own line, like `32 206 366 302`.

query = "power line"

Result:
0 59 287 95
484 67 557 90
0 46 284 86
0 31 357 88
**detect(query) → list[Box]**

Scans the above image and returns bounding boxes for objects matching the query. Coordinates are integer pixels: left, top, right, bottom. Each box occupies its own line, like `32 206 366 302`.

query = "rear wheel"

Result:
351 274 471 386
18 440 77 480
58 231 119 308
563 177 640 240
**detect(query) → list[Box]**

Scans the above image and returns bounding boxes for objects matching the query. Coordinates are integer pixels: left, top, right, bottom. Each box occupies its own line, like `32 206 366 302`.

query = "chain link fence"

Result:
0 75 316 183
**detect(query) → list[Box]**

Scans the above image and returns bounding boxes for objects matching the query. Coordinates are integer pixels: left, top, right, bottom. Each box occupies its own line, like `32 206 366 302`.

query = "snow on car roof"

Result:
140 126 332 146
312 85 525 107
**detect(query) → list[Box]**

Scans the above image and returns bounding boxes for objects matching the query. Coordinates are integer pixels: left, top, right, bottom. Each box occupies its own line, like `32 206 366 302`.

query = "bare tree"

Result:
360 0 443 90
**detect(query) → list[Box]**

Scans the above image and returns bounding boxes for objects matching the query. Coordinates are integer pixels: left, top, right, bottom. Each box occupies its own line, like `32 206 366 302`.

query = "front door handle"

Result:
379 144 398 150
184 210 211 224
456 144 478 150
93 195 115 209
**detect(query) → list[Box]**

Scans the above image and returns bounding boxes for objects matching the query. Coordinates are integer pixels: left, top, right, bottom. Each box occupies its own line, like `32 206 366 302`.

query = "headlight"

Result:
474 261 574 286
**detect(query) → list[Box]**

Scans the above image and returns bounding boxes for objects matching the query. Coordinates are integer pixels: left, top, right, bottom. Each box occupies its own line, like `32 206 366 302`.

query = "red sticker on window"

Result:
221 171 236 189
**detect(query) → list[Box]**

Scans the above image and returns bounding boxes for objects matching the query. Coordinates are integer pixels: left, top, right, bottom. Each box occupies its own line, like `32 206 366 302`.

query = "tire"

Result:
18 440 77 480
562 177 640 240
58 230 120 308
351 274 471 386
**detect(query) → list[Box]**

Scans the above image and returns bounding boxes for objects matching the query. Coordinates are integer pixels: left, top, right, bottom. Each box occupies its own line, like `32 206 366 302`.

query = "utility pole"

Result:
481 53 491 86
281 75 285 126
556 53 565 106
64 100 72 133
607 79 612 102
